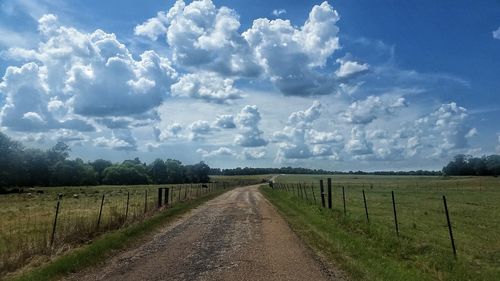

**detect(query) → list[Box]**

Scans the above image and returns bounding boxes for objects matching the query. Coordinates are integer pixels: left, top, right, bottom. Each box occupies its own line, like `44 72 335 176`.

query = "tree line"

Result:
0 132 210 190
442 154 500 176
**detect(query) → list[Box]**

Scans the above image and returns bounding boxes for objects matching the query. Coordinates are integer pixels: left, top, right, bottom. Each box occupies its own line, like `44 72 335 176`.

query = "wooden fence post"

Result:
165 188 170 207
158 188 163 208
320 180 325 208
97 194 105 230
311 185 317 205
125 191 130 221
50 199 61 247
144 190 148 213
327 178 332 209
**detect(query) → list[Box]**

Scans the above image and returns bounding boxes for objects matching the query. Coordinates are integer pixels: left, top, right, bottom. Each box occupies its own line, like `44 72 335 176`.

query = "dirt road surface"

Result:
65 185 343 281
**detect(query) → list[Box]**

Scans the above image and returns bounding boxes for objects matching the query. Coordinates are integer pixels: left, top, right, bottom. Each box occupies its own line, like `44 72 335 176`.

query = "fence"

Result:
270 178 460 258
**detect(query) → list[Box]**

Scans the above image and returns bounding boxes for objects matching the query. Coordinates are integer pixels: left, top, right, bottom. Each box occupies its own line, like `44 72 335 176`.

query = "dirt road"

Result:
65 185 342 281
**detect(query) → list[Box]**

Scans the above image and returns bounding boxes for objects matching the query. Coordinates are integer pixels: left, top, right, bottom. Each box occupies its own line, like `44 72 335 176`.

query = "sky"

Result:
0 0 499 171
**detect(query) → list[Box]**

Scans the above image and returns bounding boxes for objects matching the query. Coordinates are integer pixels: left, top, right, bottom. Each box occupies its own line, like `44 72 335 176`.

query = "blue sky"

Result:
0 0 499 171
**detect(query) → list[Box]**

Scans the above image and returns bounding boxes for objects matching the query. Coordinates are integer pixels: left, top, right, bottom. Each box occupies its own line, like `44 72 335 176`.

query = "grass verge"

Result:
4 188 230 281
260 186 482 281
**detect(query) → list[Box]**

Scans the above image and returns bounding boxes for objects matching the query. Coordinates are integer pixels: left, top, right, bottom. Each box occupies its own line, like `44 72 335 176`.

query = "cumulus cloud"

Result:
137 1 351 97
335 58 369 79
197 146 236 158
234 105 268 147
345 127 373 155
0 62 94 132
171 72 242 103
155 123 183 141
213 114 236 129
391 102 476 159
1 14 176 134
189 120 216 141
134 11 169 41
272 9 286 17
243 148 266 159
493 27 500 40
94 129 137 151
136 0 261 77
342 95 407 124
274 101 340 161
243 1 341 96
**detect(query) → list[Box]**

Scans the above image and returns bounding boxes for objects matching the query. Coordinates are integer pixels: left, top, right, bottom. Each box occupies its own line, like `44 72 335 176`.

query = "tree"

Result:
102 164 150 185
148 159 168 184
90 159 113 184
165 159 185 183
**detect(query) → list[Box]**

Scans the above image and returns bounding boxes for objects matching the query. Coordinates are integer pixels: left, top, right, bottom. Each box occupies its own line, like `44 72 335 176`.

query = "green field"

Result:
0 175 269 276
265 174 500 281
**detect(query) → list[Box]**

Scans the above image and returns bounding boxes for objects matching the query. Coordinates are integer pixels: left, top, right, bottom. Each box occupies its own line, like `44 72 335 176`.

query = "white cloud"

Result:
155 123 183 141
272 9 286 17
274 101 340 161
197 146 236 158
493 27 500 40
342 95 407 124
243 1 341 96
243 148 266 159
134 11 169 41
345 127 373 155
288 100 321 125
335 58 369 79
136 0 261 77
213 114 236 129
171 72 242 103
94 129 137 151
189 120 216 141
234 105 268 147
0 14 177 134
137 1 349 97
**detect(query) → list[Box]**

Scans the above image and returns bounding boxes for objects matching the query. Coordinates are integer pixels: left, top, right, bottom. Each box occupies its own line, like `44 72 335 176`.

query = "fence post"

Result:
178 186 181 202
311 185 317 205
125 191 130 221
303 184 309 202
158 188 163 208
443 195 457 258
327 178 332 209
320 180 325 208
342 186 346 216
144 190 148 213
165 188 170 207
50 199 61 247
97 194 105 230
391 191 399 237
363 190 369 224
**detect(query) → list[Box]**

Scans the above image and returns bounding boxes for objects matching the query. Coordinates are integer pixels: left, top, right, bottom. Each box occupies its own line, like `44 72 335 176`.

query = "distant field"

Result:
266 174 500 281
0 175 269 276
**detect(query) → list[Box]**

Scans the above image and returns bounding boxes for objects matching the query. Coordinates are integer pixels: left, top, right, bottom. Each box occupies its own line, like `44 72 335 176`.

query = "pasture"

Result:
267 174 500 280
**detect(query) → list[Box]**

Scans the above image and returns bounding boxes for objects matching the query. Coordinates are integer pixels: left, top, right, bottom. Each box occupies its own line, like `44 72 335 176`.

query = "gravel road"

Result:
65 185 343 281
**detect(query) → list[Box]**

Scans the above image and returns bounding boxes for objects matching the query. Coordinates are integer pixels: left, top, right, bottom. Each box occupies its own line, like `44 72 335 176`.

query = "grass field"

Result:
264 174 500 281
0 175 269 276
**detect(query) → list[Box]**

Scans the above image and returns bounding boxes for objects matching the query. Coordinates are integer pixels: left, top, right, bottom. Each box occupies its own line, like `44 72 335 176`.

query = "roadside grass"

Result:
3 187 230 281
261 175 500 281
